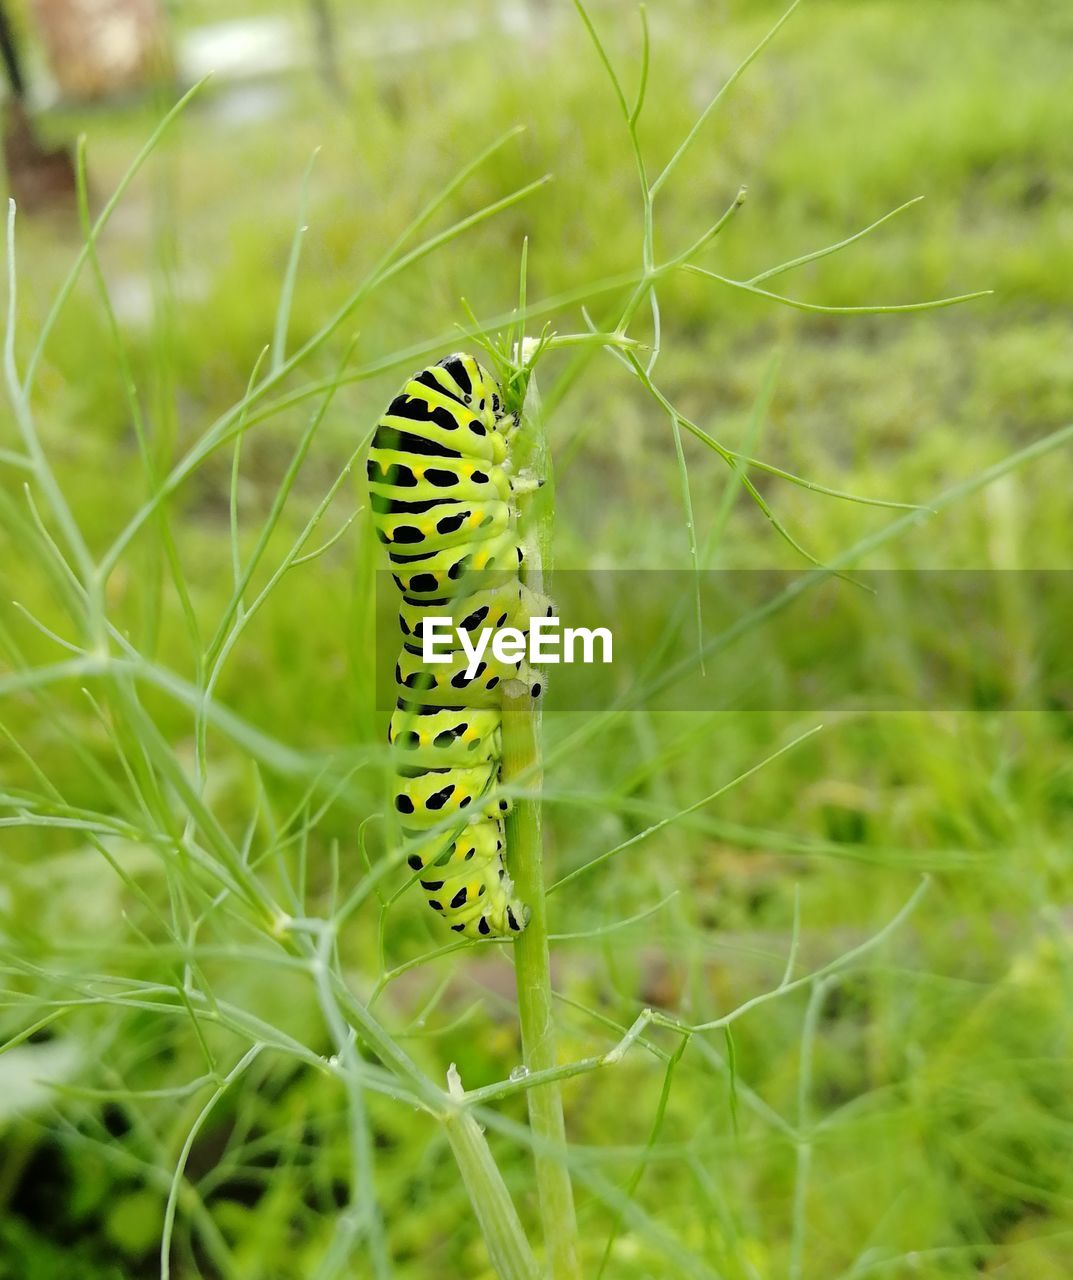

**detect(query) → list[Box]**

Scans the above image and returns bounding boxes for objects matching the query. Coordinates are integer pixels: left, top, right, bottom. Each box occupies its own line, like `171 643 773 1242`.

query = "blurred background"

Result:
2 1 1072 1277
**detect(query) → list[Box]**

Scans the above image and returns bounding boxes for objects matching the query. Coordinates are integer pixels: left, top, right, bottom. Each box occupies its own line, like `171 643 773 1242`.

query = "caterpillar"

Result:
367 352 546 939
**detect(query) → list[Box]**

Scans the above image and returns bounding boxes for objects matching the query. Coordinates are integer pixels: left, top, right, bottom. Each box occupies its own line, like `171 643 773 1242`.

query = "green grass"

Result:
3 0 1073 1277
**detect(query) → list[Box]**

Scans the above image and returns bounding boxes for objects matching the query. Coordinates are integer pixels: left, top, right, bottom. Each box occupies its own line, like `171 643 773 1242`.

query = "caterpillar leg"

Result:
518 582 554 622
509 470 542 495
506 662 545 700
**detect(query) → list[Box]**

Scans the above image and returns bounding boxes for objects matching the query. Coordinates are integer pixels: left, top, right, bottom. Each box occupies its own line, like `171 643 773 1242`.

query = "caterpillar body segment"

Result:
388 530 524 602
393 582 549 710
397 581 547 649
404 820 527 938
369 352 540 939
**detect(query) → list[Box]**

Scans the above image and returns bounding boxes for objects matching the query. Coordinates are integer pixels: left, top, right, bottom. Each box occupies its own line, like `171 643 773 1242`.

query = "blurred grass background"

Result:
2 0 1073 1276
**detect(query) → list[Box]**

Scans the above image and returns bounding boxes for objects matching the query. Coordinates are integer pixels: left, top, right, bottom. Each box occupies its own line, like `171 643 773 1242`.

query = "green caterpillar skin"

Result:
367 353 540 939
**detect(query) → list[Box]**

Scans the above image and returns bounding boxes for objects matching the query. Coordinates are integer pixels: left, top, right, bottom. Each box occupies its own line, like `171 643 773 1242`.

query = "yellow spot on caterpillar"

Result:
413 466 425 482
473 552 488 570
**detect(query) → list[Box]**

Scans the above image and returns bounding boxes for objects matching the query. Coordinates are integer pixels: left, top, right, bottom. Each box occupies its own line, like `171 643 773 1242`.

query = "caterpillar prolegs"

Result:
367 353 546 938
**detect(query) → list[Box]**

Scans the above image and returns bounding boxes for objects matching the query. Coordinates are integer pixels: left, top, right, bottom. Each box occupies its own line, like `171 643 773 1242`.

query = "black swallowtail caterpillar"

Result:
367 352 547 938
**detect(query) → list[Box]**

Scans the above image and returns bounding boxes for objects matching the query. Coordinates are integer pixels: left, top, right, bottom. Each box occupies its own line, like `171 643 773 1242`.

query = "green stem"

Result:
444 1100 541 1280
503 691 581 1280
283 930 543 1278
323 936 542 1280
502 362 582 1280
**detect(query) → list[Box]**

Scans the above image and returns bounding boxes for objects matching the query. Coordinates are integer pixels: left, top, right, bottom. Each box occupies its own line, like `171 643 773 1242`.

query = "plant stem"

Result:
501 365 582 1280
444 1099 541 1280
302 934 542 1278
503 690 581 1280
